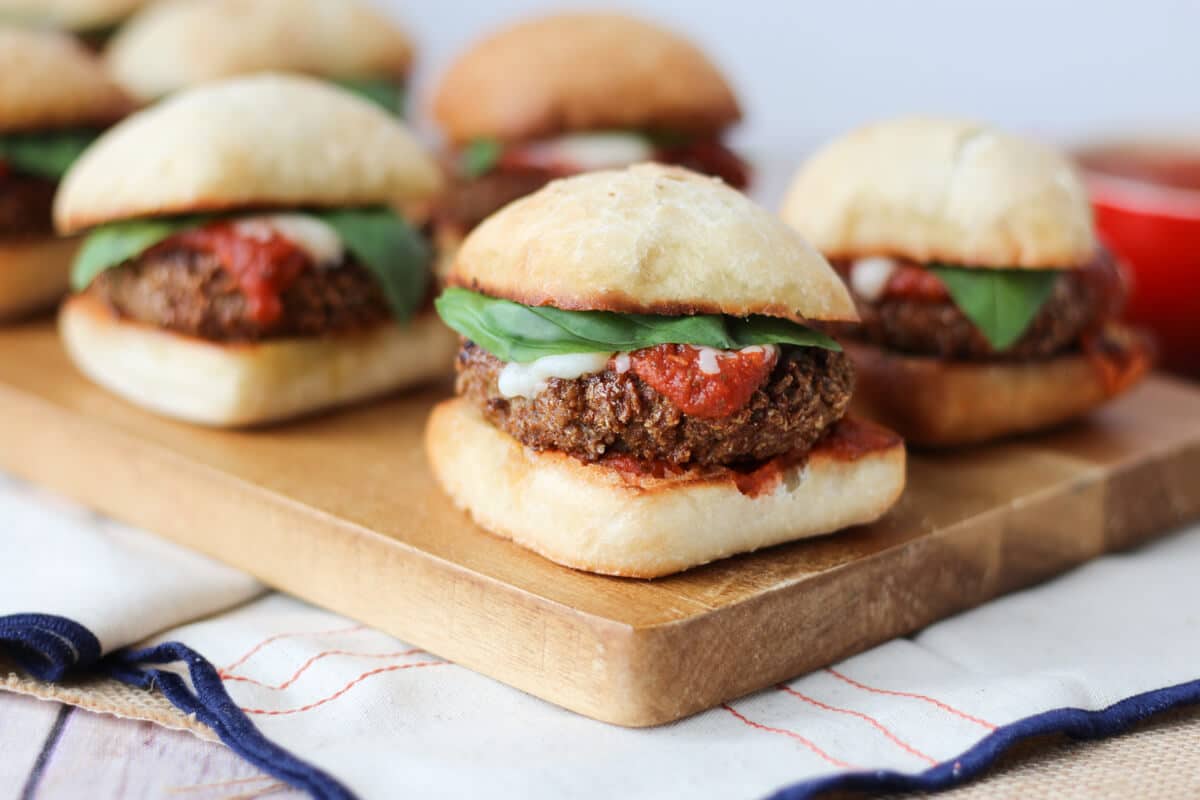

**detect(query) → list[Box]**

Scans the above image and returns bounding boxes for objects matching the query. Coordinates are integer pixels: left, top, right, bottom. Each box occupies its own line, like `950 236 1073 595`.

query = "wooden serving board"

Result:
1 318 1199 727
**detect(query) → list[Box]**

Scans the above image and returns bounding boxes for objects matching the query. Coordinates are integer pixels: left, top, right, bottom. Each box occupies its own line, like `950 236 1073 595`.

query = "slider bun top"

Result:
106 0 415 102
55 74 440 234
780 116 1096 270
0 28 131 132
449 164 858 324
0 0 144 31
432 13 740 145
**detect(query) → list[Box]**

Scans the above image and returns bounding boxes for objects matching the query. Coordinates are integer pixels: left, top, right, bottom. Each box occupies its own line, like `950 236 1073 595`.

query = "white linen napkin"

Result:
3 471 1197 799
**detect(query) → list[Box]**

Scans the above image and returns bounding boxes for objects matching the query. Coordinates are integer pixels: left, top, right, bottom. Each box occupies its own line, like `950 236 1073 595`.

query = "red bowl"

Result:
1077 142 1200 376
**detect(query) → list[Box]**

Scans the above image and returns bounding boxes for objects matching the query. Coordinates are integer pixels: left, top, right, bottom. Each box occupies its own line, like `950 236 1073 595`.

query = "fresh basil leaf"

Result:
459 139 503 179
71 216 210 291
434 288 840 363
0 130 98 180
929 265 1059 351
73 208 431 323
317 208 429 322
727 316 842 351
333 78 406 116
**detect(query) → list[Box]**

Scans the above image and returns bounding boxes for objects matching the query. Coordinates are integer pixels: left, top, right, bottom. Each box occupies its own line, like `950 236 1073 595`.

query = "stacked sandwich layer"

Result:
55 75 457 427
0 28 130 318
781 117 1150 446
430 165 907 577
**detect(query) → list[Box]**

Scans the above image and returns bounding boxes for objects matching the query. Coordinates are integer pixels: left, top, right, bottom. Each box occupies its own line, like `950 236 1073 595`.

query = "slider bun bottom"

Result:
59 293 458 427
844 332 1151 447
0 236 78 321
426 398 907 578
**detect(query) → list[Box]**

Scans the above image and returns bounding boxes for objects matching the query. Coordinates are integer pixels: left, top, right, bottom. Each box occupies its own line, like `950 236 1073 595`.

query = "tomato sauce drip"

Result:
164 223 311 325
491 139 750 188
653 139 751 190
1082 327 1151 396
880 263 951 301
629 343 777 419
601 418 900 499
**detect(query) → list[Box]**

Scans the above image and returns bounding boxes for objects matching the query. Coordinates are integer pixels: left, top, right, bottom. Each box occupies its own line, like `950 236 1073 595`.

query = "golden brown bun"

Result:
0 236 78 320
449 164 858 323
59 294 458 427
0 0 144 30
426 398 906 578
55 74 441 233
0 28 131 131
780 116 1096 269
106 0 414 102
843 330 1151 447
432 13 740 144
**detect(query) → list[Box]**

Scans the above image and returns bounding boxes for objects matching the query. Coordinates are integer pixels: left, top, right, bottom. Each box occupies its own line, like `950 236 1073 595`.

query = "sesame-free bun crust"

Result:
0 236 78 320
59 294 458 427
0 0 144 30
55 74 441 233
432 13 740 144
0 29 131 132
450 164 858 323
844 330 1151 447
780 117 1096 269
426 398 906 578
106 0 414 102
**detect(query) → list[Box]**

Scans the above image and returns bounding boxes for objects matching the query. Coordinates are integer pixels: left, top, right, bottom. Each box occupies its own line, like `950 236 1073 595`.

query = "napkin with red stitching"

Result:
2 471 1199 799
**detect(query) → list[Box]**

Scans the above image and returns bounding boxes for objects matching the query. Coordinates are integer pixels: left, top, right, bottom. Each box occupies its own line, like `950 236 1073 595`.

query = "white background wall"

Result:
377 0 1197 155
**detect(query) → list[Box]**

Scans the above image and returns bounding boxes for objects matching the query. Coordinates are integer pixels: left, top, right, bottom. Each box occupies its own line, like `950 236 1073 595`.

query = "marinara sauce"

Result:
628 343 777 419
163 223 311 326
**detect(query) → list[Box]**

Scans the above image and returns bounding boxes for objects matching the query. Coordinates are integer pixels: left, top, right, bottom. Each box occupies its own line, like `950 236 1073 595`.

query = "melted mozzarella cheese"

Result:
695 344 779 376
696 347 722 375
234 214 344 267
498 352 614 399
518 132 654 172
850 256 898 302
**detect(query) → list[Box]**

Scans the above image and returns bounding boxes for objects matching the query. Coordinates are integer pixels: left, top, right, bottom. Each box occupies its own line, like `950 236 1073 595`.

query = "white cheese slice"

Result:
850 256 898 302
517 132 655 172
234 214 344 268
498 352 614 399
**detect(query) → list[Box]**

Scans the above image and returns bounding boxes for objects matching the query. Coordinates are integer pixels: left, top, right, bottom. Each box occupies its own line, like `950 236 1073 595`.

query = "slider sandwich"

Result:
55 74 455 426
0 28 130 319
105 0 414 114
781 117 1150 446
430 13 750 253
428 164 906 578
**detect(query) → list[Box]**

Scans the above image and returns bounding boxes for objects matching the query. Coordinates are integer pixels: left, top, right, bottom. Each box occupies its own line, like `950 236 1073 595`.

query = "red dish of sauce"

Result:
157 222 311 326
1077 141 1200 376
629 343 777 419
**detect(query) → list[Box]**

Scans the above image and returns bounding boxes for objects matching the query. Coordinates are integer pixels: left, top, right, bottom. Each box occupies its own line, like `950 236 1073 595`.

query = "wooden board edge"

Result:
0 384 662 726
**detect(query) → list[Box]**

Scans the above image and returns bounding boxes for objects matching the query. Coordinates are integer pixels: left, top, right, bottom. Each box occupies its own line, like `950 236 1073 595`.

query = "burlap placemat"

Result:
3 659 1197 798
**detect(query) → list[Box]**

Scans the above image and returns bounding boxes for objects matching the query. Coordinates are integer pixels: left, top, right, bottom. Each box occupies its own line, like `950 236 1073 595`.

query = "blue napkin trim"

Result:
109 642 353 800
0 614 101 681
767 676 1200 799
2 611 1198 800
0 614 352 800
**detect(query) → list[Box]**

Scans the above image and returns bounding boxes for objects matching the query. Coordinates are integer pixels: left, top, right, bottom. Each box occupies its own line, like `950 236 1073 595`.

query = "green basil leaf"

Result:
459 139 503 179
317 208 429 322
333 78 406 116
727 316 842 351
929 265 1059 351
0 130 98 180
71 216 210 291
434 288 840 362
